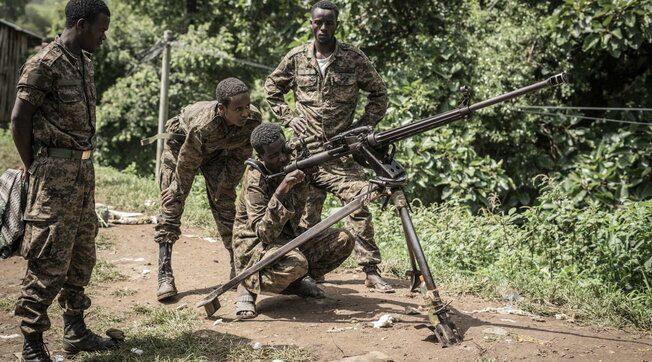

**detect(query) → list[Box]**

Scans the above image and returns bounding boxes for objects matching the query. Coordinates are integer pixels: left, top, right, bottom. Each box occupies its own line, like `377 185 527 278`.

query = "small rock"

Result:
212 319 223 326
531 316 546 322
252 342 262 350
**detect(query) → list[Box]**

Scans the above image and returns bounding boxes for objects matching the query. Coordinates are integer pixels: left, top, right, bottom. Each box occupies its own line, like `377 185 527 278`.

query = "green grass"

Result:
76 305 312 361
112 288 137 297
91 260 128 283
0 295 17 313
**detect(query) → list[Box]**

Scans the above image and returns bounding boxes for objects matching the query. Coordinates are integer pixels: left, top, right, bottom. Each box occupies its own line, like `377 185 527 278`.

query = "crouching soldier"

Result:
232 123 355 319
154 77 262 301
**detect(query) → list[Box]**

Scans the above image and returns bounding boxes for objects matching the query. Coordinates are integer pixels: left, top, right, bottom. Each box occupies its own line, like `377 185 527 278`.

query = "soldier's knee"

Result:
340 230 355 253
289 252 309 277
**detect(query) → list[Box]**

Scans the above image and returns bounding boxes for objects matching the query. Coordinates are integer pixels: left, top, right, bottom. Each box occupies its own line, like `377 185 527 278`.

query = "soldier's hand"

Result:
275 170 305 197
288 117 308 135
19 164 30 185
161 188 178 207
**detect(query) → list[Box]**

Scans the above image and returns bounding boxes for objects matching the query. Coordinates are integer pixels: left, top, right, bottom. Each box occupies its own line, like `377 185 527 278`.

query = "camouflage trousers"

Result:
300 155 382 267
155 142 237 258
15 157 98 337
244 228 354 294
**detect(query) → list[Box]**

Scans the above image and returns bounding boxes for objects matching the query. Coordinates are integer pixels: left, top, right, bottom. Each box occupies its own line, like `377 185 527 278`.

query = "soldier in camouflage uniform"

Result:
232 123 354 319
155 77 261 301
10 1 120 361
264 0 393 292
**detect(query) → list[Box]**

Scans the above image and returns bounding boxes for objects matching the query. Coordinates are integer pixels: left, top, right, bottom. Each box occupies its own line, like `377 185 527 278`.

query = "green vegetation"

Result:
76 305 311 361
111 288 137 297
0 295 17 313
91 260 128 284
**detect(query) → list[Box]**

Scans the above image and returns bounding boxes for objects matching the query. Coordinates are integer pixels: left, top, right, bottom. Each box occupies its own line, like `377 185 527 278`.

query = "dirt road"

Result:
2 224 651 361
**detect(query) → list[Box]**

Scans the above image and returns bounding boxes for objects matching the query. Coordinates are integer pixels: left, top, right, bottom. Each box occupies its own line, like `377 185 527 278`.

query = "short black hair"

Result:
65 0 111 29
251 123 285 155
311 1 339 19
215 77 249 106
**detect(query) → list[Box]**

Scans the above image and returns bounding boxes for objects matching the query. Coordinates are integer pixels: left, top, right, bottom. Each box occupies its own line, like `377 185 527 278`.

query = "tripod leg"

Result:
391 190 461 346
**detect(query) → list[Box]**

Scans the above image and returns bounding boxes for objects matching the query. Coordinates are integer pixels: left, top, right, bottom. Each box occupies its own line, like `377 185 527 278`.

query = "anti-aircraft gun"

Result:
197 73 568 347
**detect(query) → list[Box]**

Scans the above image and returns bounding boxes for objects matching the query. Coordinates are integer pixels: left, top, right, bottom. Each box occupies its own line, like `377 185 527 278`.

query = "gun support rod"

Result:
372 73 567 146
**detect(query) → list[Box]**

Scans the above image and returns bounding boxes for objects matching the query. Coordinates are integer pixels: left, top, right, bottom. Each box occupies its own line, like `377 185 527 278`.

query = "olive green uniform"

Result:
264 40 388 267
233 169 354 294
14 36 99 337
155 102 261 261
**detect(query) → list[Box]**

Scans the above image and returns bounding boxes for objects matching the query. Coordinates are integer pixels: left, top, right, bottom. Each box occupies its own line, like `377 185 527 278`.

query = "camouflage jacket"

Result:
232 168 309 279
265 39 388 140
16 36 97 150
166 101 261 201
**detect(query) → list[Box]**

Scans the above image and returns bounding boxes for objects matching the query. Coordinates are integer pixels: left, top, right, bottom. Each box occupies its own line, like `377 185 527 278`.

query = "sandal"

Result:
364 267 395 293
235 294 257 319
281 277 325 298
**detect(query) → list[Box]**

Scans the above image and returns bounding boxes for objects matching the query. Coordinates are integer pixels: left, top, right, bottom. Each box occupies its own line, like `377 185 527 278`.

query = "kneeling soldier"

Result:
155 78 262 301
232 123 355 319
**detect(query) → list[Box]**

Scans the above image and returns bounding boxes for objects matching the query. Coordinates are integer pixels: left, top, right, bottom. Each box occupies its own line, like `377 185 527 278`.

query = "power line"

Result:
170 42 275 72
512 109 652 126
514 105 652 112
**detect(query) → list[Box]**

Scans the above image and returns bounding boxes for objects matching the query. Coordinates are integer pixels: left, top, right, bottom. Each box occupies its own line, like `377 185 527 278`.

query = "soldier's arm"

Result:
245 177 298 245
264 55 298 127
12 60 54 170
357 54 388 128
169 125 204 204
11 99 36 171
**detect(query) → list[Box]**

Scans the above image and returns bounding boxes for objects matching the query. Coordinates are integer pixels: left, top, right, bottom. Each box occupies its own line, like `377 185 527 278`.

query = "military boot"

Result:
157 242 177 300
62 312 117 355
22 333 52 362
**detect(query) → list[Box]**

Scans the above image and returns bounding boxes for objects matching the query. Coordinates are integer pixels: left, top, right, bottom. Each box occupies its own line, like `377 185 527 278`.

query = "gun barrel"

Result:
372 72 567 146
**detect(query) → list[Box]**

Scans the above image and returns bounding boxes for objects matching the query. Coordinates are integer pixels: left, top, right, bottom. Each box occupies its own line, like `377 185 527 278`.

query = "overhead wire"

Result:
511 109 651 126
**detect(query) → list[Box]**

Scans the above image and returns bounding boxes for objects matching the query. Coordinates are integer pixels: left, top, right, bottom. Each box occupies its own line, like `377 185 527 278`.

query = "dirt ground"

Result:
2 223 652 361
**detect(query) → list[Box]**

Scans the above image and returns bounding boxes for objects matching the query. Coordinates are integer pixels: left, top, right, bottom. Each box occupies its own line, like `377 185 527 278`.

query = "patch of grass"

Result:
0 295 17 313
95 233 115 251
0 129 22 170
91 260 127 283
112 288 137 297
76 305 311 361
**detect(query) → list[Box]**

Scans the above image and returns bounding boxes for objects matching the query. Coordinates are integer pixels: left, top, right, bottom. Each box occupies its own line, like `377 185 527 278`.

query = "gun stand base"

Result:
372 176 462 347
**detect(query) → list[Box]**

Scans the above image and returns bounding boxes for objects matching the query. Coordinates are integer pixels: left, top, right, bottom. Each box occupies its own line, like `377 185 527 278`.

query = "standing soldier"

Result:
155 78 261 301
265 0 393 292
10 1 120 360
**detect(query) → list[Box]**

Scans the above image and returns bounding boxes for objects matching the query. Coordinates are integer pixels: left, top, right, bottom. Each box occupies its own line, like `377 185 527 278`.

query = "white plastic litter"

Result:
176 303 187 310
142 269 151 275
252 342 262 350
371 314 396 328
130 348 144 355
212 319 223 326
0 334 20 339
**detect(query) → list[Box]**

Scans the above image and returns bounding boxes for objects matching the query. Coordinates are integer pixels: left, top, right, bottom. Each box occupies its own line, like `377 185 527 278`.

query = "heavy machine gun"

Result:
197 73 568 347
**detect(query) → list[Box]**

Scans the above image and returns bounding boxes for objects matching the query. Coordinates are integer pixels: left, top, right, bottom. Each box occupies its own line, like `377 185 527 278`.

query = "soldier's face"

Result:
79 13 110 53
220 92 251 127
310 8 338 45
261 138 289 173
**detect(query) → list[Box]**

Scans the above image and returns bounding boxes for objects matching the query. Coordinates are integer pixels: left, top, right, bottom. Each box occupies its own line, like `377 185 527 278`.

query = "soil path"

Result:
2 223 652 361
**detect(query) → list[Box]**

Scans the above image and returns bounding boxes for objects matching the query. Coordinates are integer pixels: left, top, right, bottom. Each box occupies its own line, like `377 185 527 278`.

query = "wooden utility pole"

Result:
155 30 173 178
